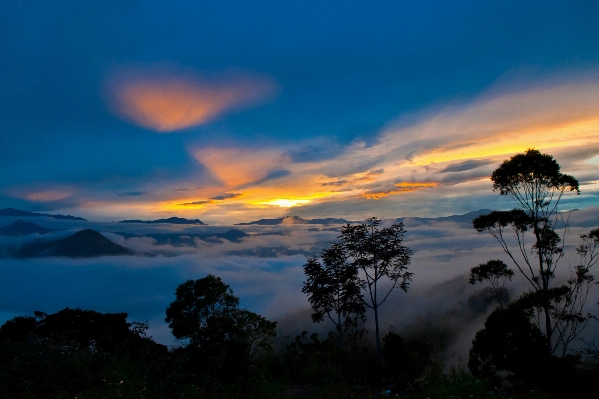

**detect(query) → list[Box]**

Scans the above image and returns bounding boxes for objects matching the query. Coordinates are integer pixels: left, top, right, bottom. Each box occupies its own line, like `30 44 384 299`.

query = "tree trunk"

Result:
534 219 553 352
337 312 343 349
374 304 381 363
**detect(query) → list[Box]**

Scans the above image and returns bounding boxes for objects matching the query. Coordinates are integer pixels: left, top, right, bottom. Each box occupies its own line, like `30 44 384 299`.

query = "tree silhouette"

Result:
469 260 514 308
341 217 413 362
302 243 365 347
166 275 239 347
471 149 598 355
469 295 549 386
165 275 276 361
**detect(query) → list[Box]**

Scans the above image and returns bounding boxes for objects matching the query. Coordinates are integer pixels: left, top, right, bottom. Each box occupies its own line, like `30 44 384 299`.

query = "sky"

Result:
1 0 599 224
2 1 599 352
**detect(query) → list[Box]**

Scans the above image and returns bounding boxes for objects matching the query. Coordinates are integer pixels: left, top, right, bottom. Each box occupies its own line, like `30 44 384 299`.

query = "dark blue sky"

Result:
2 1 599 221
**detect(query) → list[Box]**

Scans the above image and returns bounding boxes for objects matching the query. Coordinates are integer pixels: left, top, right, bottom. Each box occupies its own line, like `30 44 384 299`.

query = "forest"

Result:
1 150 598 399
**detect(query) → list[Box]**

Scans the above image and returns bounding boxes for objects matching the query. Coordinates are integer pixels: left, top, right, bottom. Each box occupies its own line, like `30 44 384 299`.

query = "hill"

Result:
115 229 247 245
0 208 85 221
0 220 52 236
118 217 205 225
14 229 137 258
236 216 353 225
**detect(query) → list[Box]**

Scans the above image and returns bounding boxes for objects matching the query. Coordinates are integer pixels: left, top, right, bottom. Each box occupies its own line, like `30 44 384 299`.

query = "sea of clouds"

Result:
1 208 598 362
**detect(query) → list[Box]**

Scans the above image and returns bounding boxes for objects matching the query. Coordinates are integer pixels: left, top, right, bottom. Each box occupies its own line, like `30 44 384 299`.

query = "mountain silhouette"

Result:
118 217 205 225
0 220 52 236
0 208 86 221
14 229 136 258
236 216 353 225
395 209 494 227
115 229 247 245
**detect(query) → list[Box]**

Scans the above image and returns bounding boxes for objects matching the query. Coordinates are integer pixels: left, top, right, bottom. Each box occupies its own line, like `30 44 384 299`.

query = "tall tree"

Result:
341 218 413 361
471 149 598 355
302 242 365 347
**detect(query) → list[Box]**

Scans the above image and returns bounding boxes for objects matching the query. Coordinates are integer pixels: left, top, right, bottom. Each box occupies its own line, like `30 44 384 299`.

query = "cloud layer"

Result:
2 208 598 355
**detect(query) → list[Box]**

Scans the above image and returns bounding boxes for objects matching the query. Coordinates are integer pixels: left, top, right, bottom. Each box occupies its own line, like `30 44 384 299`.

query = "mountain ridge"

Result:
0 220 53 236
118 217 205 225
236 216 355 226
0 208 85 221
13 229 138 258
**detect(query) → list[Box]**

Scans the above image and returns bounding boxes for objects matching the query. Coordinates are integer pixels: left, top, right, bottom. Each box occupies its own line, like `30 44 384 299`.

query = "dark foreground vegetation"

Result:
1 150 598 398
2 302 598 398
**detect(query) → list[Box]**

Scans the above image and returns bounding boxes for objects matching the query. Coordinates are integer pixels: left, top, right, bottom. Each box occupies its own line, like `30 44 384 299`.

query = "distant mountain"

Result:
115 229 247 245
396 209 494 227
0 208 86 221
0 220 52 236
14 229 137 258
236 216 353 225
118 217 205 225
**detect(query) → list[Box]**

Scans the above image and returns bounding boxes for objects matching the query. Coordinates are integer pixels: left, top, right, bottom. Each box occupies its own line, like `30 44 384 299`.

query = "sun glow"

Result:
260 199 311 208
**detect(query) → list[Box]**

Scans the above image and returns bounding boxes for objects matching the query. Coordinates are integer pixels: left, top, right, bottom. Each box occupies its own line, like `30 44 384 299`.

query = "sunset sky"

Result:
2 1 599 223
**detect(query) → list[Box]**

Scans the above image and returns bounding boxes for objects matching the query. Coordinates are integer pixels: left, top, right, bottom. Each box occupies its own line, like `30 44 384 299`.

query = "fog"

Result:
1 208 598 360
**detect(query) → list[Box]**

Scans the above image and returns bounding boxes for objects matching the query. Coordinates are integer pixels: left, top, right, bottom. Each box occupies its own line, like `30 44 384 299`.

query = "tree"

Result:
469 260 514 308
166 275 239 347
471 149 598 355
231 309 277 360
469 295 549 387
302 242 365 347
165 275 277 360
340 217 413 361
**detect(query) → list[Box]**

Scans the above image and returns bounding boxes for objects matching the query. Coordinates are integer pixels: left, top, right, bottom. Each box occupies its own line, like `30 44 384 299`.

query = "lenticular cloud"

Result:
105 65 277 132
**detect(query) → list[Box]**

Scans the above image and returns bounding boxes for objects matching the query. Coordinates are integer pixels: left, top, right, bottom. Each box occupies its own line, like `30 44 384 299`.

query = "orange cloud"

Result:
105 65 277 132
6 186 73 203
26 190 72 202
193 147 291 187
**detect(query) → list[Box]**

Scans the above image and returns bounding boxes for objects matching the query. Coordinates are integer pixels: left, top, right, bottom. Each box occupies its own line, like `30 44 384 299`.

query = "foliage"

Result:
340 217 413 360
470 149 597 355
165 274 277 379
165 274 240 345
0 309 170 399
409 370 504 399
302 242 365 347
469 294 599 399
470 260 514 307
282 330 376 386
469 296 550 386
381 332 432 389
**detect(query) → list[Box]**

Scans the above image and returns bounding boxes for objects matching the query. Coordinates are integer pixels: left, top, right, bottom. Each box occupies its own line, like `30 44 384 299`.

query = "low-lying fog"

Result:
1 207 598 363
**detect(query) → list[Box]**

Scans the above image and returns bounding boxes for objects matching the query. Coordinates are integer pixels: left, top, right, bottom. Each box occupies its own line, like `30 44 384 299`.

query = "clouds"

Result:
2 208 597 356
179 192 244 206
104 65 278 132
2 2 599 223
192 147 291 188
438 159 494 173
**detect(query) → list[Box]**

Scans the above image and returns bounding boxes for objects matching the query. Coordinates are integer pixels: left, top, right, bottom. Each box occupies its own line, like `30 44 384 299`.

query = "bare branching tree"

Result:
302 243 365 348
471 149 598 355
341 217 413 362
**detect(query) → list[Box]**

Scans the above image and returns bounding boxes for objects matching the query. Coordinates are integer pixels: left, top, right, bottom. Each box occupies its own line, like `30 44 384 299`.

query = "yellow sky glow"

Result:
80 79 599 220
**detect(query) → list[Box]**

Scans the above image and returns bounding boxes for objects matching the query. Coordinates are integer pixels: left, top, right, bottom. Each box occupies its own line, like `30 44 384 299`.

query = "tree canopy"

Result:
470 149 596 358
303 217 412 361
165 274 277 361
302 242 365 347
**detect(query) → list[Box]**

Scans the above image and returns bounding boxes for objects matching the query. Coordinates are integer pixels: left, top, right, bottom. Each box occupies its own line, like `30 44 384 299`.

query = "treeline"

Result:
1 149 599 398
0 284 441 399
